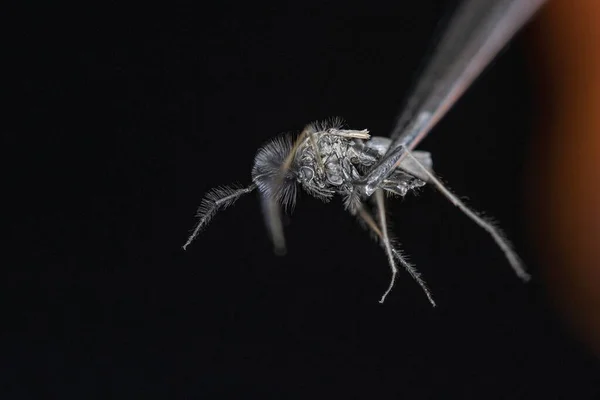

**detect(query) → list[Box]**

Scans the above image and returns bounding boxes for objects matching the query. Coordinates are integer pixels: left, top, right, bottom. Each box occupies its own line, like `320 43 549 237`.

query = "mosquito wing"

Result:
397 150 432 182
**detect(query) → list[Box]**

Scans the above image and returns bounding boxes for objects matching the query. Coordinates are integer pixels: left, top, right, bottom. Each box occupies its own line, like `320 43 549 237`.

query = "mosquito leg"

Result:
276 127 309 184
262 125 312 255
373 189 399 303
356 202 436 306
307 131 324 173
260 192 287 255
367 191 401 304
403 148 531 281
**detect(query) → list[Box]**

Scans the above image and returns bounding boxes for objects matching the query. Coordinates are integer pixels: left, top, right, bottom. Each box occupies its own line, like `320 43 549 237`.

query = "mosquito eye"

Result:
300 167 314 182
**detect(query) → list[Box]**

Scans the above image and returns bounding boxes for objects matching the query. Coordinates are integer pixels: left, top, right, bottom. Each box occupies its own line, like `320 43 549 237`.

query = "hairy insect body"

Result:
184 119 530 305
290 127 431 209
248 119 433 212
297 132 360 196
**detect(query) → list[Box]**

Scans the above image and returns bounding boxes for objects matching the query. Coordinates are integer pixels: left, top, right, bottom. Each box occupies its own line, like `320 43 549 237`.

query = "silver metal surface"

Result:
355 0 547 197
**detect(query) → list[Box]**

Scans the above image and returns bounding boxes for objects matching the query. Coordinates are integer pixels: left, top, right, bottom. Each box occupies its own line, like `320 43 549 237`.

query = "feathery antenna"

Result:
183 184 256 250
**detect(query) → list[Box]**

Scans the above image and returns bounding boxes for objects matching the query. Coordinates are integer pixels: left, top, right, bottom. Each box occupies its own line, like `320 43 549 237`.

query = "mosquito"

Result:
182 118 531 305
183 0 544 304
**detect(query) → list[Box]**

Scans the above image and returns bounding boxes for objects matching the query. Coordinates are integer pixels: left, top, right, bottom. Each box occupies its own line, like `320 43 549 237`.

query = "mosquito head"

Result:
251 135 299 211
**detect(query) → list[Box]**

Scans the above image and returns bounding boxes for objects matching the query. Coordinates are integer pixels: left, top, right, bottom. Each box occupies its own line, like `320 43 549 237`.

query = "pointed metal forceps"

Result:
355 0 548 198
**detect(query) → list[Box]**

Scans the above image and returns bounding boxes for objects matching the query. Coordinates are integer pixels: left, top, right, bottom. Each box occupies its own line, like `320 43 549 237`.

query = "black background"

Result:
5 1 600 398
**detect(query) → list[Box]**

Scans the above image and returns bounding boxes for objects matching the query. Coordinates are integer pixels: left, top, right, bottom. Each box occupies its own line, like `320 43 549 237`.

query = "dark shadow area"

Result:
5 1 599 398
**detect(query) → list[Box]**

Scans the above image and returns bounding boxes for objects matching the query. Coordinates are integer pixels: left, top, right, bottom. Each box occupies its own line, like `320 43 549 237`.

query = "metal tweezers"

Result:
356 0 547 197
